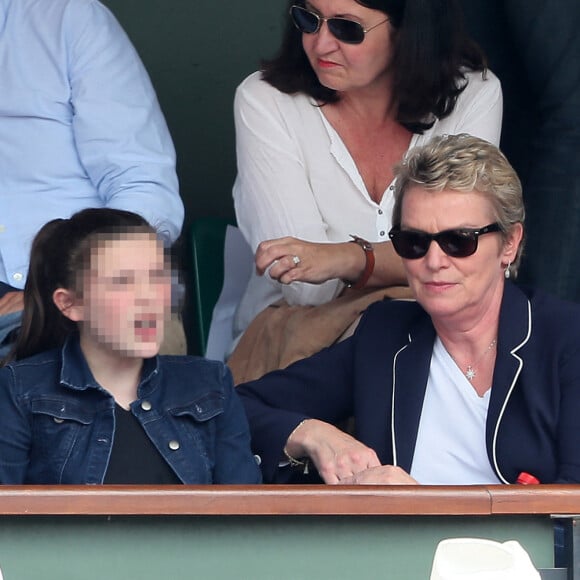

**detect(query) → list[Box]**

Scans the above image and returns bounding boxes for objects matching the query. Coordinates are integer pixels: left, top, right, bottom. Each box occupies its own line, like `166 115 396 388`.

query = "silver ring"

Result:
292 255 301 266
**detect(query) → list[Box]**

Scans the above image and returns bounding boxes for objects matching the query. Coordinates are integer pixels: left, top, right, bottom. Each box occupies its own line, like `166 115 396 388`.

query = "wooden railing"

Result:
0 484 577 516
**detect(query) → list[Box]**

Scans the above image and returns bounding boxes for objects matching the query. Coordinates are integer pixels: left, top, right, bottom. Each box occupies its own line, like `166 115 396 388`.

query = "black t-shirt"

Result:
104 404 181 484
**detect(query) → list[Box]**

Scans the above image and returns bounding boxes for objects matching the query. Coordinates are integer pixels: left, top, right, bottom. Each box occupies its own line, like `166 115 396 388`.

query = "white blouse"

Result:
232 70 503 341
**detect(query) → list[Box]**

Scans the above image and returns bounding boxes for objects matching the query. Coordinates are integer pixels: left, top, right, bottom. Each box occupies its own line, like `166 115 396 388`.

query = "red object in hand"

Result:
516 472 540 484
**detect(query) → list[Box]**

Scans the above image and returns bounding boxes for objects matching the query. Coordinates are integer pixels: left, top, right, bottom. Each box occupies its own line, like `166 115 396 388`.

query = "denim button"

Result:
53 417 64 424
168 440 180 450
141 400 152 411
253 454 262 465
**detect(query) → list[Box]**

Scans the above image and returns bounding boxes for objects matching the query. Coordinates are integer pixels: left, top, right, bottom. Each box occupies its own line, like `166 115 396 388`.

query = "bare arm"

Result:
0 292 24 316
256 238 407 288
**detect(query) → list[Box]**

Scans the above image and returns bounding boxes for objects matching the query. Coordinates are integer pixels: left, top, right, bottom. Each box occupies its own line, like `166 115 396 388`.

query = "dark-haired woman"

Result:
230 0 502 379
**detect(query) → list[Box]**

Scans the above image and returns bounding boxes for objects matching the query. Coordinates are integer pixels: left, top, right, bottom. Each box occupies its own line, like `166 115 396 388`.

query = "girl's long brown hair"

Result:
2 208 154 364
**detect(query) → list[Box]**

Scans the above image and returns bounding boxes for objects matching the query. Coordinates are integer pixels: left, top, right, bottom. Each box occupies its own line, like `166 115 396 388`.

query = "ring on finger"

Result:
292 255 301 266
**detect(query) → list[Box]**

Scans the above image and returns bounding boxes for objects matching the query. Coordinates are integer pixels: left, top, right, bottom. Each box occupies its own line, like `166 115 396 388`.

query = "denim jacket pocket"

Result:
31 398 94 424
170 391 225 423
30 398 95 476
162 391 227 482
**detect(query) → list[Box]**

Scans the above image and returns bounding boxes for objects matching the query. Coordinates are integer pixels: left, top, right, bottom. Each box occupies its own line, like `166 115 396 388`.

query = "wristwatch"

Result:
344 235 375 290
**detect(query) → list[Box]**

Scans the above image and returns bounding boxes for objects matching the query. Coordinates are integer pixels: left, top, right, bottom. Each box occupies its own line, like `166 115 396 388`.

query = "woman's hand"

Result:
256 237 364 286
256 236 408 288
339 465 418 485
285 419 381 484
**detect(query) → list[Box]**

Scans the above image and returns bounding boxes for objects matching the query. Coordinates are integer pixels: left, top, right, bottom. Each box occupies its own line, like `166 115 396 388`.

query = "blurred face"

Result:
301 0 395 94
399 187 522 325
77 234 171 359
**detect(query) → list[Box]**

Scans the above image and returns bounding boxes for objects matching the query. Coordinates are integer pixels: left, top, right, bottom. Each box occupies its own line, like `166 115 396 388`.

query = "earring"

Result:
504 261 511 279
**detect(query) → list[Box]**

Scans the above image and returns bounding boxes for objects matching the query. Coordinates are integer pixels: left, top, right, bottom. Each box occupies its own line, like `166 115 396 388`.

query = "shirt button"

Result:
378 209 383 215
254 454 262 466
168 440 180 451
141 400 152 411
12 272 23 282
53 417 64 424
389 185 394 191
379 231 385 237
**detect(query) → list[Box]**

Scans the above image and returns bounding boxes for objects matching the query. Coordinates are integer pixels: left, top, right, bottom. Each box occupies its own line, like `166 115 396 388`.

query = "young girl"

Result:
0 208 261 484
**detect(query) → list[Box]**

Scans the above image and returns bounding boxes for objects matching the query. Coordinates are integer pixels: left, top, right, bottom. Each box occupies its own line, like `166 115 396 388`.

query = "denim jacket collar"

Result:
59 334 160 397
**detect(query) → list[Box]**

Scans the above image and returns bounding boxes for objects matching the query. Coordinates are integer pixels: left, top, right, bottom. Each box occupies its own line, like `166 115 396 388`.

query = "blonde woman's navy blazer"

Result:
237 282 580 484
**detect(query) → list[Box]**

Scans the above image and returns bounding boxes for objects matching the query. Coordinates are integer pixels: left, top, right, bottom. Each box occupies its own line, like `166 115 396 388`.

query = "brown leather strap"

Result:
345 235 375 290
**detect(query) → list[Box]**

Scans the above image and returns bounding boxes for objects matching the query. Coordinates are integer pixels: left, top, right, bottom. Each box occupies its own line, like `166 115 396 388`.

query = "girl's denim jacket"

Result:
0 336 261 484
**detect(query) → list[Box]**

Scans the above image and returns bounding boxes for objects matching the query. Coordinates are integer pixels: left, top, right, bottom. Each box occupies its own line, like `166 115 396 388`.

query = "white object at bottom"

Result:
430 538 541 580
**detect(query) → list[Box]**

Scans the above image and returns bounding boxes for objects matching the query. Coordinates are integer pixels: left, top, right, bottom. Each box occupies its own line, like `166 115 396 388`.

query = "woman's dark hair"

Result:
262 0 486 133
4 208 155 364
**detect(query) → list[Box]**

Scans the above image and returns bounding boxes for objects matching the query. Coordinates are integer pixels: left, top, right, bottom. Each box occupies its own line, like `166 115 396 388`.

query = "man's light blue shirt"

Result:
0 0 184 288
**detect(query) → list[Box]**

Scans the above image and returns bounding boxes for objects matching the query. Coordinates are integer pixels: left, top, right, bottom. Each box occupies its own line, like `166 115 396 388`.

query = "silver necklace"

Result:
463 339 497 381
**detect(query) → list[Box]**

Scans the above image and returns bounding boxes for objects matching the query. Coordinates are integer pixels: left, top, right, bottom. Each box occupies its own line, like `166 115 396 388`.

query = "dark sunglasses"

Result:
388 223 502 259
289 5 389 45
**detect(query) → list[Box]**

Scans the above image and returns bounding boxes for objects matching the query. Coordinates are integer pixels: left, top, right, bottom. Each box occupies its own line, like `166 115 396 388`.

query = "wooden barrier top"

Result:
0 485 578 516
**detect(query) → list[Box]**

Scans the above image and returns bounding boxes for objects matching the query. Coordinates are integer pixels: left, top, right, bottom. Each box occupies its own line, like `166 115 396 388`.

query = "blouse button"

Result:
53 417 64 424
141 400 152 411
168 440 180 451
379 231 385 237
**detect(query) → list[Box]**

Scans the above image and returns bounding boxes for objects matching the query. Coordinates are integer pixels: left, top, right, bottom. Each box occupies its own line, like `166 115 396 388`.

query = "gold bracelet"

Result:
283 420 310 474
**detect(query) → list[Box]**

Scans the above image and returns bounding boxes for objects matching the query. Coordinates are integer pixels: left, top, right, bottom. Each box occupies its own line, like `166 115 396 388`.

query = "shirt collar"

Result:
59 334 160 395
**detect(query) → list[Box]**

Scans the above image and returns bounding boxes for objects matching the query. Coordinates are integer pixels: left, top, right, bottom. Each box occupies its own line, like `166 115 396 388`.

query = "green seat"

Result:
189 216 236 356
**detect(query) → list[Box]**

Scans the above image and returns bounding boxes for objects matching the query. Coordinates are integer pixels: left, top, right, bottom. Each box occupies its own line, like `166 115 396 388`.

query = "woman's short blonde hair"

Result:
392 133 525 273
